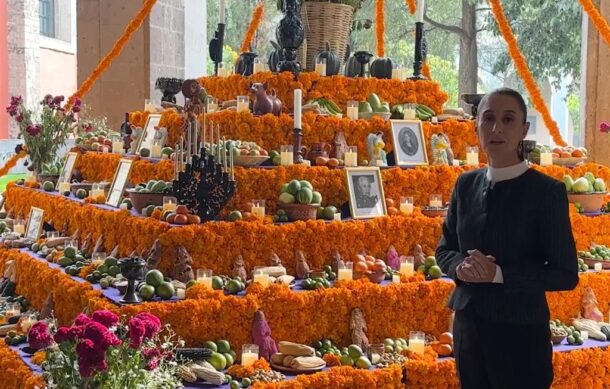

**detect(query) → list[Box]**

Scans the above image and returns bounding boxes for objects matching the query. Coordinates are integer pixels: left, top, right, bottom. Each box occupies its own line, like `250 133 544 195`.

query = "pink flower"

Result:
15 113 24 123
74 313 91 326
25 124 41 137
601 122 610 133
128 317 146 349
54 325 83 343
134 312 161 339
82 321 121 352
72 105 81 113
27 322 54 350
76 339 108 377
143 347 162 370
91 310 119 328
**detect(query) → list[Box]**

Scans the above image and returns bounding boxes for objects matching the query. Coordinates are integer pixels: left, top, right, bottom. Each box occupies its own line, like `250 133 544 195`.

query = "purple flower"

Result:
128 317 146 349
91 310 119 328
74 313 91 326
25 124 42 137
10 96 22 106
15 113 24 123
82 321 121 352
76 339 108 377
134 312 161 339
27 321 54 350
72 105 81 113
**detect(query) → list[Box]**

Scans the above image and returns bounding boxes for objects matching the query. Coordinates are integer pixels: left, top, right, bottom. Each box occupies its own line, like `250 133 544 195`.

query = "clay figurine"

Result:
582 286 603 322
330 250 344 274
386 246 401 271
350 308 369 353
145 240 162 272
232 255 248 281
331 130 348 160
172 246 195 283
431 133 454 166
250 82 282 116
413 244 426 268
251 310 278 361
270 252 284 268
295 251 310 280
367 132 387 166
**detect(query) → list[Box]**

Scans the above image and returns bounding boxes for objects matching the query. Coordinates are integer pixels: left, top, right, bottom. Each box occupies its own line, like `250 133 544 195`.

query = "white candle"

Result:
199 277 213 289
241 352 258 367
400 262 414 277
416 0 425 23
294 89 302 129
219 0 226 24
346 106 358 120
539 152 553 167
594 262 603 272
430 200 443 208
400 203 414 215
163 201 177 213
315 62 326 77
337 268 353 281
253 271 269 287
252 205 265 218
466 152 479 166
13 224 25 235
281 152 294 166
151 144 162 159
344 151 358 167
392 274 401 284
409 338 425 354
112 141 124 154
91 189 105 198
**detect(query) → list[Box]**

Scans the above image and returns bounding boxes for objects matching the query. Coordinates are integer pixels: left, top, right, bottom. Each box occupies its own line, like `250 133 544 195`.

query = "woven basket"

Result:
278 202 320 221
298 2 354 72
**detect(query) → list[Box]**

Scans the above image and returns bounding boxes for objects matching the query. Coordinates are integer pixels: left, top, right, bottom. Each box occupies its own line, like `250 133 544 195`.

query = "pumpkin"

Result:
343 55 363 77
268 41 283 73
235 52 257 76
370 57 396 79
314 42 340 76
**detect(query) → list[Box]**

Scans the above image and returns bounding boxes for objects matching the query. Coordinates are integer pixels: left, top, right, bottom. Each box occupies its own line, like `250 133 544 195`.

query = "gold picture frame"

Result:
56 152 79 190
390 120 429 166
25 207 44 240
135 114 162 153
345 167 387 219
105 158 134 208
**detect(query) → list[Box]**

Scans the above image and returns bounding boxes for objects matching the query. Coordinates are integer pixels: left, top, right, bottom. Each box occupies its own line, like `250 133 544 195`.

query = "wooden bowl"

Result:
359 112 392 121
581 258 610 269
277 203 321 221
567 192 606 213
421 207 448 218
126 190 165 213
234 155 269 167
354 270 385 284
551 334 566 345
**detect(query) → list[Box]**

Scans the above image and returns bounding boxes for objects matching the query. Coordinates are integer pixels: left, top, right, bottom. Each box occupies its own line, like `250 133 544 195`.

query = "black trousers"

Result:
453 305 553 389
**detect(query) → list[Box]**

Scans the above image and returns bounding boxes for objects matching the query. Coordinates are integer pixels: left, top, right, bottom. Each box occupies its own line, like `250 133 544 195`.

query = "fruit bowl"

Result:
354 270 386 284
359 112 392 121
552 157 587 166
551 334 567 345
277 203 321 221
581 258 610 270
567 192 606 213
126 189 165 213
421 207 448 218
234 155 269 167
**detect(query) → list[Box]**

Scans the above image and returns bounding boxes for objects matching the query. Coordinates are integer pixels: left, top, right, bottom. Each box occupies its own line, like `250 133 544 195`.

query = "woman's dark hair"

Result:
478 88 528 124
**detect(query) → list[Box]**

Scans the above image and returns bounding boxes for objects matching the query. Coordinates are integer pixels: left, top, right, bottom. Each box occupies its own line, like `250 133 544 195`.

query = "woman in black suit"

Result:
436 88 578 389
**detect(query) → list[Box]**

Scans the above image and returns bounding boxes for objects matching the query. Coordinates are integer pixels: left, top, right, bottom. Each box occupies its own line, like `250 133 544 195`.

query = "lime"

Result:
241 378 251 387
340 355 354 366
322 339 332 349
64 246 77 260
108 265 121 277
212 276 224 290
208 352 227 370
348 344 363 359
155 281 175 300
216 340 231 354
223 352 234 366
424 256 437 269
228 210 242 222
145 269 164 287
230 381 240 389
312 340 322 349
355 356 372 369
428 265 443 279
139 285 155 301
204 340 218 352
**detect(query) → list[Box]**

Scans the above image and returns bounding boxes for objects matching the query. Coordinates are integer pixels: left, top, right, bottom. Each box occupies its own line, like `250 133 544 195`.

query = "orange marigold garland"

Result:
240 1 265 53
489 0 567 146
375 0 386 57
578 0 610 48
406 0 416 14
66 0 158 108
422 61 432 79
0 150 27 178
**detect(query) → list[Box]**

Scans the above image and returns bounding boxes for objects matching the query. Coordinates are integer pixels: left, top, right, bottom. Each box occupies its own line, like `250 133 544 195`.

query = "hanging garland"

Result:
422 62 431 79
406 0 416 14
0 151 27 178
578 0 610 48
66 0 158 108
489 0 567 147
240 1 265 53
376 0 386 57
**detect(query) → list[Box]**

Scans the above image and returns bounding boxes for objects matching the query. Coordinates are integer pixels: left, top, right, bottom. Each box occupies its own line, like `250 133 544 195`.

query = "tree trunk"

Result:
458 0 478 110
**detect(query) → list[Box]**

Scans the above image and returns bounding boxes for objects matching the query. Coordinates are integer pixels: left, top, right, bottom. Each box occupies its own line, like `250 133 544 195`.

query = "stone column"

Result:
7 0 40 138
584 0 610 165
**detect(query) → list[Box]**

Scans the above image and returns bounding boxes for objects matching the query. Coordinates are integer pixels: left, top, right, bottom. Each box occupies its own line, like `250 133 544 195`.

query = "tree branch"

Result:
423 15 466 37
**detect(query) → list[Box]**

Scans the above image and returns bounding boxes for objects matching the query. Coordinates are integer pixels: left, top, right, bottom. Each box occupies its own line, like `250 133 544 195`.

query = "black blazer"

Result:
436 168 579 325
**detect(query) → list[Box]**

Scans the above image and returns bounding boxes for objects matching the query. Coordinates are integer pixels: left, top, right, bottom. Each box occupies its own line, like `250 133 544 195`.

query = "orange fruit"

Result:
552 153 560 159
365 255 376 262
387 206 399 216
436 343 453 357
166 213 177 224
187 214 201 224
571 149 584 158
354 254 366 263
374 259 387 271
385 198 395 208
552 147 563 154
366 260 376 271
354 261 369 273
176 205 189 215
174 214 188 225
439 332 453 345
559 152 571 158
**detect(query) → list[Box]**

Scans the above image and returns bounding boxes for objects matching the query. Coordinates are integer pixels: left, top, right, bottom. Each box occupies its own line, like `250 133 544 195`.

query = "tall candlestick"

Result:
416 0 425 23
223 137 227 171
230 149 234 180
219 0 226 24
294 89 302 129
187 122 192 160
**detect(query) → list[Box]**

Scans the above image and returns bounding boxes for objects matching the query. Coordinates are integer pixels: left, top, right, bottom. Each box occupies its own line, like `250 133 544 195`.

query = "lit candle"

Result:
337 262 353 281
315 58 327 77
254 58 265 74
58 181 71 194
251 200 265 218
90 188 105 199
346 101 359 120
400 196 414 215
13 222 25 235
392 274 401 284
416 0 425 23
294 89 302 129
400 256 415 277
466 146 479 166
539 152 553 167
4 303 20 320
163 196 177 213
236 96 250 113
280 145 294 166
344 146 358 167
253 270 270 287
409 331 425 355
594 262 603 272
151 144 162 159
219 0 226 24
197 269 213 289
112 140 124 154
241 344 259 367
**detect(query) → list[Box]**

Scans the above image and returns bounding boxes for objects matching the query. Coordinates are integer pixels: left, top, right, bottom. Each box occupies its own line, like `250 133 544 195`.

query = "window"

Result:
40 0 55 38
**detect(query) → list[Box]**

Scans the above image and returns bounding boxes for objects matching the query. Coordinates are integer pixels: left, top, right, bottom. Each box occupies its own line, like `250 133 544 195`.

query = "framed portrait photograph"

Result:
136 114 162 153
56 152 79 190
0 192 5 211
345 167 387 219
25 207 44 240
106 158 134 208
390 120 429 166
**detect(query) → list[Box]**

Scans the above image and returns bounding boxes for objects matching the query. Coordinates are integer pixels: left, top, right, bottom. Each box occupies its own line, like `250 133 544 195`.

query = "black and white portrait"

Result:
345 168 387 219
57 152 79 190
26 207 44 240
106 159 133 208
391 120 428 166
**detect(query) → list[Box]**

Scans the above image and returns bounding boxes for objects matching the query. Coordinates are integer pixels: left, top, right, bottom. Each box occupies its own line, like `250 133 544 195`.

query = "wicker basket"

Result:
567 192 606 213
298 2 354 72
278 202 320 221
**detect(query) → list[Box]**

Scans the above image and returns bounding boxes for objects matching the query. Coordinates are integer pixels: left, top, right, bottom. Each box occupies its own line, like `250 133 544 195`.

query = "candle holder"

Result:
429 194 443 208
293 128 306 164
409 22 427 80
209 22 226 76
155 77 184 104
118 257 146 304
400 196 414 215
276 0 305 77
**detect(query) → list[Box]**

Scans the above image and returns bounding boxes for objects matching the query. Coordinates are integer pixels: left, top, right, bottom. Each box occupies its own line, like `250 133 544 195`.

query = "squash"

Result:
234 52 257 76
370 57 396 79
314 42 340 76
268 41 282 73
343 55 363 77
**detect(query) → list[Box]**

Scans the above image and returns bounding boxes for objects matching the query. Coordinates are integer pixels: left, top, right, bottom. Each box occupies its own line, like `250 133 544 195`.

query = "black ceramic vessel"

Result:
118 257 146 304
354 51 373 78
155 77 184 104
276 0 304 75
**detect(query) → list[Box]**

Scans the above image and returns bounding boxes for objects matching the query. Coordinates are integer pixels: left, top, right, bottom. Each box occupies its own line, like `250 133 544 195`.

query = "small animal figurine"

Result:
367 132 387 166
232 255 248 281
251 310 278 360
250 82 282 116
330 250 344 274
172 246 195 283
413 244 426 268
295 251 310 279
431 133 454 166
582 286 603 322
350 308 370 353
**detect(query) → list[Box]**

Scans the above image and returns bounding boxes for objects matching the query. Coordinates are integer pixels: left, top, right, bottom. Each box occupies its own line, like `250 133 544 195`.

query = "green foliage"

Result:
427 55 459 107
566 93 580 135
